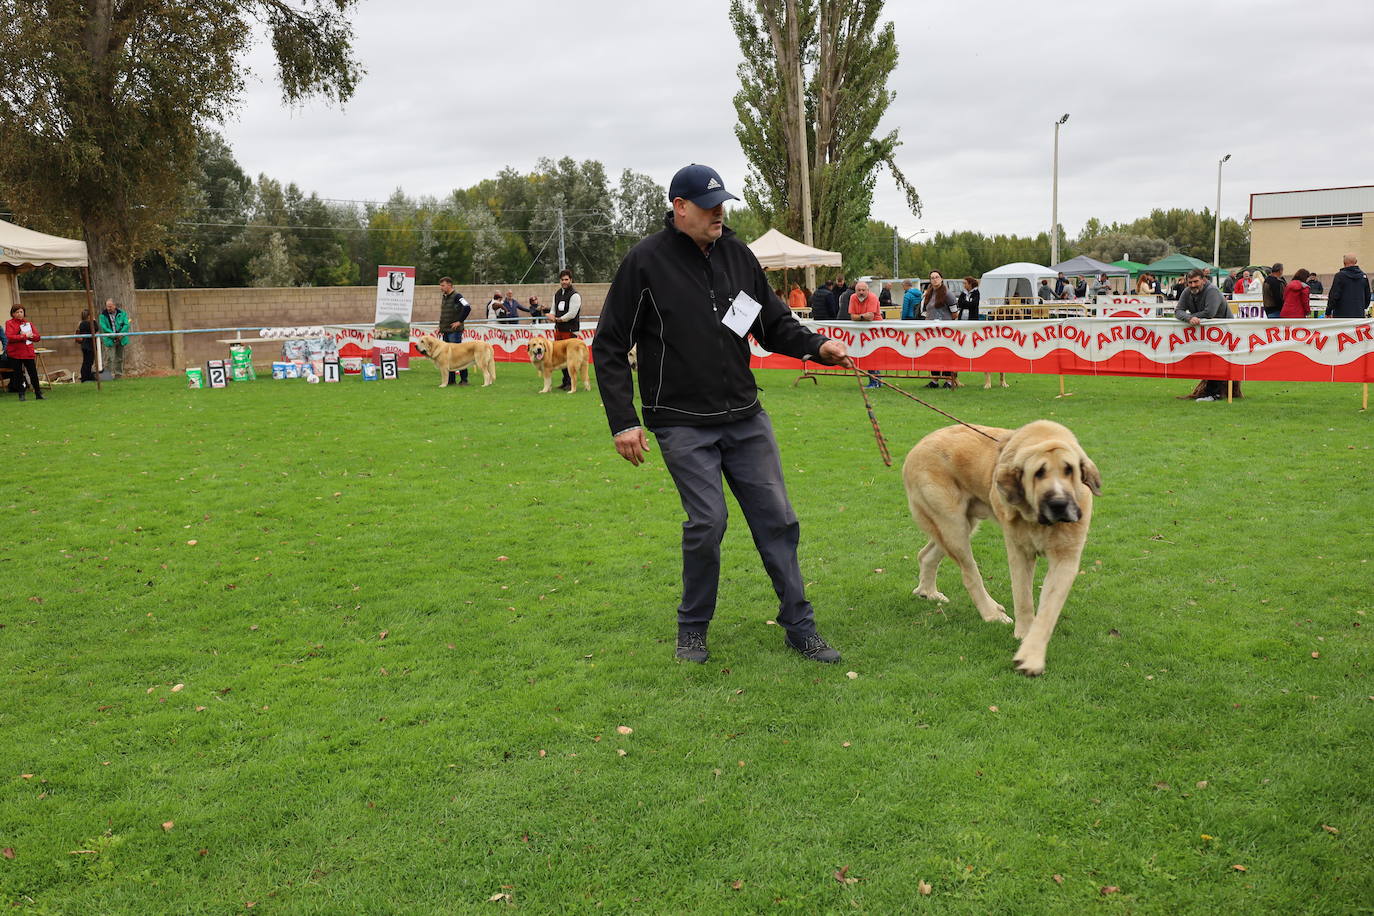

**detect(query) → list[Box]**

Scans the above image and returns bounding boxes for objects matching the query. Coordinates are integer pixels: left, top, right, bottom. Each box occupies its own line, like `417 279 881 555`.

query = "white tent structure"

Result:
0 219 89 313
747 228 843 270
979 261 1058 302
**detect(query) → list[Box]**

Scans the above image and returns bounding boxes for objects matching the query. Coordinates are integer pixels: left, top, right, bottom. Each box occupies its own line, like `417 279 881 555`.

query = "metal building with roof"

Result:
1249 185 1372 276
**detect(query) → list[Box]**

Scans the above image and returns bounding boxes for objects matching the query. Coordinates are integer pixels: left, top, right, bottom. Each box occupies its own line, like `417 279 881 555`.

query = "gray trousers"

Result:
653 411 816 638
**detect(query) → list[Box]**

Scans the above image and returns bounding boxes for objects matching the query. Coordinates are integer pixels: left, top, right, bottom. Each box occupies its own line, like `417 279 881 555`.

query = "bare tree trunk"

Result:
84 215 143 373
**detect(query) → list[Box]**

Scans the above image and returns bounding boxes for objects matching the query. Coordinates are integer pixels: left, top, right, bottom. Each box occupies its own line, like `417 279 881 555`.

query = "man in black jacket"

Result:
808 280 837 320
1262 263 1285 319
1326 254 1370 318
593 164 852 665
437 277 471 385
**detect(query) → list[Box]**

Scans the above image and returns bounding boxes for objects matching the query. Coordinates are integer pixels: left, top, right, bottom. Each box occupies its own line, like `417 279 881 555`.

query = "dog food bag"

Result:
340 357 363 375
230 344 255 381
185 367 204 389
271 361 288 380
361 362 379 381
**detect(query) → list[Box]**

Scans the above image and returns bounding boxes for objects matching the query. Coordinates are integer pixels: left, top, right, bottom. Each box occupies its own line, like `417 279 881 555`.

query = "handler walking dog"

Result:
592 163 854 665
903 420 1101 676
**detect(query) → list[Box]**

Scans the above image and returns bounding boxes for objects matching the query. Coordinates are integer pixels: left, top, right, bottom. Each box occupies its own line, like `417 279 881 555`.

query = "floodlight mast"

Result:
1214 154 1232 272
1050 113 1070 266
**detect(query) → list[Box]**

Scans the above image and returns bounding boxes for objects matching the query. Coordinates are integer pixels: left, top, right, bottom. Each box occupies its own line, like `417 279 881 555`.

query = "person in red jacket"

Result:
1281 269 1313 319
5 305 44 401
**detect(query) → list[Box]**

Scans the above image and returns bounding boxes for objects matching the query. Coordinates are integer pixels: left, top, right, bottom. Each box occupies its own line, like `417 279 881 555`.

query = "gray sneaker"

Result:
786 633 841 663
675 629 709 663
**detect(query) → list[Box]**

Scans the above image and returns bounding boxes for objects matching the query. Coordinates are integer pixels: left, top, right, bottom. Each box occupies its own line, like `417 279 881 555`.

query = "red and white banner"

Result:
785 318 1374 383
325 318 1374 384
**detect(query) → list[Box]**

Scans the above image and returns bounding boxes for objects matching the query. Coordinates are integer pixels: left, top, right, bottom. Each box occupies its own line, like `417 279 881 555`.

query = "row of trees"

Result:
17 136 665 293
831 209 1252 282
15 130 1249 291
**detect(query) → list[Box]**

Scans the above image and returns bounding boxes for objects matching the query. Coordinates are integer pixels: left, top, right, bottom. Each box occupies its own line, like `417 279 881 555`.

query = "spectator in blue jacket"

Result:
900 278 922 320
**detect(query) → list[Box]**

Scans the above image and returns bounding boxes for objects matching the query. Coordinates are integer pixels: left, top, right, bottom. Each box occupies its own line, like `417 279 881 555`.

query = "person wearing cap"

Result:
592 164 853 665
1262 263 1285 319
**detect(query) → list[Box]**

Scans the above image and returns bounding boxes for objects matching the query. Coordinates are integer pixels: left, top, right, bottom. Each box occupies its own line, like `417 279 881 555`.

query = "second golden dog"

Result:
527 335 590 393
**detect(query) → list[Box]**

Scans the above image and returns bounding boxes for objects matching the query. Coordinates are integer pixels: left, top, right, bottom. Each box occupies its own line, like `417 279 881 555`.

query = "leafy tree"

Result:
248 232 295 287
726 207 769 244
1076 232 1170 265
0 0 361 368
730 0 920 266
613 168 667 260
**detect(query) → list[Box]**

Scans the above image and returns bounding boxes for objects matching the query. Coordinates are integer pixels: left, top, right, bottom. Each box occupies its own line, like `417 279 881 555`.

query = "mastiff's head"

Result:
994 420 1102 526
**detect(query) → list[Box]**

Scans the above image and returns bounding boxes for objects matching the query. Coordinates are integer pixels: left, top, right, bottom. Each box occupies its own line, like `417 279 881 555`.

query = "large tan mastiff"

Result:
415 334 496 387
527 335 590 393
902 420 1101 676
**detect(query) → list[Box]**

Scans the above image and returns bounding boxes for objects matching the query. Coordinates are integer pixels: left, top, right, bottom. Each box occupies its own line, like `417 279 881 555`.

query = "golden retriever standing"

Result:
902 420 1101 676
527 335 590 393
415 334 496 387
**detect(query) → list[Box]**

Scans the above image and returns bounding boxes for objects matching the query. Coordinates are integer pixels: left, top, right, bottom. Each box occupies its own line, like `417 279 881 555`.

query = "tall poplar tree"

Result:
730 0 920 265
0 0 361 368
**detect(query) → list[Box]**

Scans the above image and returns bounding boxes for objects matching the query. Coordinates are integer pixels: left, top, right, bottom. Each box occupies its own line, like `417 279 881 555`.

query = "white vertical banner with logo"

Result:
374 265 416 368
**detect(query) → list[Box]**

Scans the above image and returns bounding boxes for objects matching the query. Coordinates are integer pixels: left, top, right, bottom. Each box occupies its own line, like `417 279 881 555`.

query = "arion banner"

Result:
327 318 1374 385
784 318 1374 383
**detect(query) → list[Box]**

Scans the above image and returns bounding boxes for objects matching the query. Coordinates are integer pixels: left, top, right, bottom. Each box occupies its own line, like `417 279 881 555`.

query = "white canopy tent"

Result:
746 228 843 270
979 261 1058 301
0 219 89 313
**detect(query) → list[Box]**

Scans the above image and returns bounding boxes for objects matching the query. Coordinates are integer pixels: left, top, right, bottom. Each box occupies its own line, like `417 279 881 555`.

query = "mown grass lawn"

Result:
3 364 1371 914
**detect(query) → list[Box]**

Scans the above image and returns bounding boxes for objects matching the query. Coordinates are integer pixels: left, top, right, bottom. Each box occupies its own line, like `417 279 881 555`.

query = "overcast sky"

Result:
221 0 1374 240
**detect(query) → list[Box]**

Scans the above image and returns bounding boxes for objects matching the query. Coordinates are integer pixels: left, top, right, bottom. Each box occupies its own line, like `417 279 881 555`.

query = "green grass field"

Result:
3 364 1371 914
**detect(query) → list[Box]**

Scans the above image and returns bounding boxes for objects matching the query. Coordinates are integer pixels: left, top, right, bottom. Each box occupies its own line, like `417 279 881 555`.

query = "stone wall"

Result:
17 282 611 375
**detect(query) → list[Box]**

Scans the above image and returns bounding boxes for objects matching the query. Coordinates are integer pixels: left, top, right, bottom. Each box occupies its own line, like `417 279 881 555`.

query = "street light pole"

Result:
1051 113 1070 266
1213 153 1231 272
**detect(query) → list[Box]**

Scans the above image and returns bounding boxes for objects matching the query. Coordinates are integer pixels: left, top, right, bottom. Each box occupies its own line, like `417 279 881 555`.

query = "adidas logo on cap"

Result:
706 177 722 190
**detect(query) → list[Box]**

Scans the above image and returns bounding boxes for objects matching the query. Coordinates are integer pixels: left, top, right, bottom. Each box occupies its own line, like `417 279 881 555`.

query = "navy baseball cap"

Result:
668 164 740 209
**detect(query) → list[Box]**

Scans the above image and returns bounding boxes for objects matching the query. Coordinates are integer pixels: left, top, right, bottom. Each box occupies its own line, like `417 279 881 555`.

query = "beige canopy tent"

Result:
746 228 843 270
0 218 89 313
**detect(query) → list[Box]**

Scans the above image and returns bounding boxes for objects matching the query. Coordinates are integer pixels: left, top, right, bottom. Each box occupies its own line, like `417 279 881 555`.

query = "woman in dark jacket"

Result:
77 308 97 381
956 276 981 320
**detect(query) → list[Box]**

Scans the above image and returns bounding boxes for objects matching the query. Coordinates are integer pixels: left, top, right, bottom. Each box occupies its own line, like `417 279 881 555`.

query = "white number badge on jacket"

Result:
723 290 762 337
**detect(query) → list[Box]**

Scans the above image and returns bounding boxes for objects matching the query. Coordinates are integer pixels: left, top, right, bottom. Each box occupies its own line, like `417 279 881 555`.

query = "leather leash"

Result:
852 367 1000 467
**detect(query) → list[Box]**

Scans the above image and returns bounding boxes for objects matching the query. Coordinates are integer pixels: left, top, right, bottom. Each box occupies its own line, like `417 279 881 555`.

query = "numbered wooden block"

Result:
322 356 340 383
206 359 229 389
